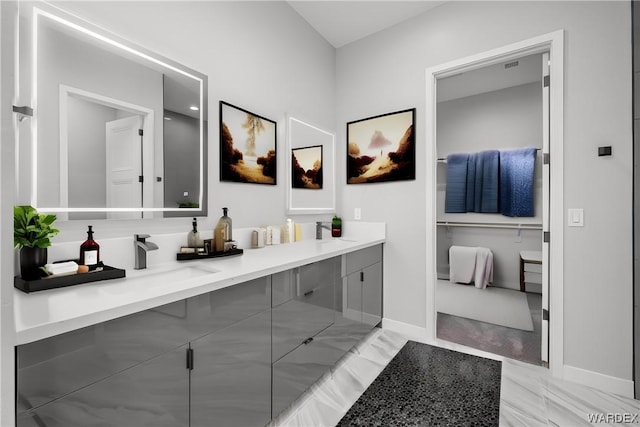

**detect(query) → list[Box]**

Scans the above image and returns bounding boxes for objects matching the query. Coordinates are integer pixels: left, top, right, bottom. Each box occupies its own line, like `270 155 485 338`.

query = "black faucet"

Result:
315 222 331 240
134 234 159 269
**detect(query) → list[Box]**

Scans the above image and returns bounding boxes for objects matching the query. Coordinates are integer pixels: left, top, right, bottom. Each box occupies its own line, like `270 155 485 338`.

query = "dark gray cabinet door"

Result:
362 262 383 326
16 298 192 413
343 245 383 327
190 310 272 427
16 345 189 427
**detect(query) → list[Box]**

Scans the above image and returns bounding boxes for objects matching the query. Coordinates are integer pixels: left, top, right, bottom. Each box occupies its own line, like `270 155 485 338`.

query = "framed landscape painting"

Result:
220 101 277 185
292 145 323 189
346 108 415 184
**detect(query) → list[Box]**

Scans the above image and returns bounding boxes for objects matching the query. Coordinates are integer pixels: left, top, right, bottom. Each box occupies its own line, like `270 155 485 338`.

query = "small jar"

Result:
331 215 342 238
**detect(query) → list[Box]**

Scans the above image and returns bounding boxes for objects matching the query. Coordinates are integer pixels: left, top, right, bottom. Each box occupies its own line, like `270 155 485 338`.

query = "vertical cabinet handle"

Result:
360 271 364 282
186 348 194 371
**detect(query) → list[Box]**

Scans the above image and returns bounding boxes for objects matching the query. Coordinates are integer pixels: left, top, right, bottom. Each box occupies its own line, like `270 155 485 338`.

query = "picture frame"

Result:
292 145 323 189
346 108 416 184
220 101 277 185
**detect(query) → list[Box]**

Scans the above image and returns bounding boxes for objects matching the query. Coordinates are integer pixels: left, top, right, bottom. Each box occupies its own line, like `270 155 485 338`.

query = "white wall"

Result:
336 1 633 383
67 96 113 217
1 2 17 425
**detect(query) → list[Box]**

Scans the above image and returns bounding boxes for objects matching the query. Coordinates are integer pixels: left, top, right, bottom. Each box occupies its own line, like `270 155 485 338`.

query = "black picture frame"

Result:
219 101 277 185
292 145 323 189
346 108 415 184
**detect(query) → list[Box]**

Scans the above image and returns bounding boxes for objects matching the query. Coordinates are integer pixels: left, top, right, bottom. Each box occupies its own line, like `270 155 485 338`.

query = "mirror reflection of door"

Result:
105 116 143 219
65 90 149 220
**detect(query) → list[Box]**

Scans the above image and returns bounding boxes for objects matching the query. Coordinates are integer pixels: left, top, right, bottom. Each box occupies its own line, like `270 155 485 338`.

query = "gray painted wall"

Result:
163 111 199 211
336 1 633 382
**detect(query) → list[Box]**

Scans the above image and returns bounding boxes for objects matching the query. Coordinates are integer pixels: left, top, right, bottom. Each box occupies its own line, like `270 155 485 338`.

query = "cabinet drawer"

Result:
344 245 382 275
298 256 341 295
272 328 349 417
187 276 271 337
272 295 335 362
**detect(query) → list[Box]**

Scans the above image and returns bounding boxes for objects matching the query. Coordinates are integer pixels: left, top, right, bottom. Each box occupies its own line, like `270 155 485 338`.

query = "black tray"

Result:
176 248 244 261
14 265 126 293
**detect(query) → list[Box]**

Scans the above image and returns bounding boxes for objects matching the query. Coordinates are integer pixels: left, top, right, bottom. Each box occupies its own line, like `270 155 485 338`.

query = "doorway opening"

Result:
425 31 564 373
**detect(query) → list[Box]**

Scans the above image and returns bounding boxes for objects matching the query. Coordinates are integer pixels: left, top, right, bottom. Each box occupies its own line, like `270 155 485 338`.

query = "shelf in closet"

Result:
436 221 542 230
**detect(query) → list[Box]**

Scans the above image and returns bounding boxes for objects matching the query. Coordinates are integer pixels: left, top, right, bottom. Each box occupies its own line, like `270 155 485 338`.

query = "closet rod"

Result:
436 221 542 230
437 148 542 163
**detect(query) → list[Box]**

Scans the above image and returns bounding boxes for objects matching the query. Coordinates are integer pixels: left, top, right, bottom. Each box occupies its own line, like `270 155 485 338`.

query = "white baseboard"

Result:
563 364 634 399
382 317 430 343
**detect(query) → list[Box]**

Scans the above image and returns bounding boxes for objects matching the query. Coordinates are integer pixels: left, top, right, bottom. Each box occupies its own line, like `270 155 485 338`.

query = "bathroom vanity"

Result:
13 231 384 427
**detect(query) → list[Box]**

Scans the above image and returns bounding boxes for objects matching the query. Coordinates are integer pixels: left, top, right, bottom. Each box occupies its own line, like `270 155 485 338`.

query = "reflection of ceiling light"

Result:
164 117 172 120
189 105 199 111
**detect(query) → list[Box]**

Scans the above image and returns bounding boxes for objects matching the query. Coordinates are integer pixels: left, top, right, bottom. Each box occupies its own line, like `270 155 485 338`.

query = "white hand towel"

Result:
474 247 494 289
449 246 477 284
44 261 78 277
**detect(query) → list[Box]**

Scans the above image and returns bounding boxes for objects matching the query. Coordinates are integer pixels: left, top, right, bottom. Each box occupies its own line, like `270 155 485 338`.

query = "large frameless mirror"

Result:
18 4 207 220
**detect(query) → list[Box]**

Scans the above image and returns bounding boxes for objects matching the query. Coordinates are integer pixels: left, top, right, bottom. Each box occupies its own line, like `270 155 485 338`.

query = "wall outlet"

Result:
568 208 584 227
354 208 362 220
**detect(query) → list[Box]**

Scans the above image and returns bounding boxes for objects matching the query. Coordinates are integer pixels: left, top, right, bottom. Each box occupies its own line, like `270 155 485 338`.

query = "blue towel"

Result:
499 148 537 217
466 153 476 212
478 150 500 213
445 153 469 213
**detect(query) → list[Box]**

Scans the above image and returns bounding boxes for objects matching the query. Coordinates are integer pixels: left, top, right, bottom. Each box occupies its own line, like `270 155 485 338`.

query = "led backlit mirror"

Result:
22 6 207 219
286 116 336 214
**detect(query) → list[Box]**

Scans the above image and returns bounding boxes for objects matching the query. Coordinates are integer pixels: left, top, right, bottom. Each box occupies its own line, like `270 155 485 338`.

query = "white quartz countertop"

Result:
14 225 385 345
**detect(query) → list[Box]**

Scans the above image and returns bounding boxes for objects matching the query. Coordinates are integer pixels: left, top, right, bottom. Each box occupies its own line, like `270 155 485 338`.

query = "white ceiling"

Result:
287 1 445 48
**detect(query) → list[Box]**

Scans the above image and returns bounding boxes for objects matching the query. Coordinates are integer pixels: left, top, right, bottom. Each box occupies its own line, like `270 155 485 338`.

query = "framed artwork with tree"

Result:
220 101 277 185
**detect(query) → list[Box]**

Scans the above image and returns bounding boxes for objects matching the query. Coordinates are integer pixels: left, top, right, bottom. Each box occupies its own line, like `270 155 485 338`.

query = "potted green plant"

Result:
14 205 59 279
331 215 342 238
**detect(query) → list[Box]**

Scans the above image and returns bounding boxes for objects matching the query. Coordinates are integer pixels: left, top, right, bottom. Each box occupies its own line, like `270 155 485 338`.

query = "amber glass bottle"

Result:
80 225 100 270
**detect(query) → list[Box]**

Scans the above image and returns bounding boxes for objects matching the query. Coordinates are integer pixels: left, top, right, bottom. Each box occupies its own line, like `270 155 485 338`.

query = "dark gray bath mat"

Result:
337 341 501 426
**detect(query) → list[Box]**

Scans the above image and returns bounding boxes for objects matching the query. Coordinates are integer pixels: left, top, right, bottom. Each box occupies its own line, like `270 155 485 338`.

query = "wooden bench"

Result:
519 250 542 292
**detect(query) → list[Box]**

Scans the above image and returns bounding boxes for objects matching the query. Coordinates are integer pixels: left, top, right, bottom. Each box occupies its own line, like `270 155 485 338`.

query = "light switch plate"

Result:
354 208 362 220
567 208 584 227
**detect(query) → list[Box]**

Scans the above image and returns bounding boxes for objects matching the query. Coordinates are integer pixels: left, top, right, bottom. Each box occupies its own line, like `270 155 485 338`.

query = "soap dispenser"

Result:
79 225 100 270
214 207 232 252
187 218 204 248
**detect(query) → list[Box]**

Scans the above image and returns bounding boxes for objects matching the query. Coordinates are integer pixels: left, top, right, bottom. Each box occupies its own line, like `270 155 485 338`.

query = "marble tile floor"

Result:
270 328 640 427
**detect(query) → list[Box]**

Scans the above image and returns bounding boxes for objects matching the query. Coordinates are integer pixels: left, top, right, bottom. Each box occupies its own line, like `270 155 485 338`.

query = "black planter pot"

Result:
20 247 47 280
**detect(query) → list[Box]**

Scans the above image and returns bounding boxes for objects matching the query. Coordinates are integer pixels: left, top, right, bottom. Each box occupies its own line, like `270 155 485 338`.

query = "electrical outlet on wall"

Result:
354 208 361 220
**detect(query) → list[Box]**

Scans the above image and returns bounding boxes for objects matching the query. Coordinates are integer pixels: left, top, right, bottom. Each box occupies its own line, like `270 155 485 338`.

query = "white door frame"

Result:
425 30 564 376
58 84 154 219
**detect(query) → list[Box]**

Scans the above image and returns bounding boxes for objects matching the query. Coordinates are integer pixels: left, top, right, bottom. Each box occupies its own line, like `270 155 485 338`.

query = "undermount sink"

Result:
317 238 356 245
128 264 219 282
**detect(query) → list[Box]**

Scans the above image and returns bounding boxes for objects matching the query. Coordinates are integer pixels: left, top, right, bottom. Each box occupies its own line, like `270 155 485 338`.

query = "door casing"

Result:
424 30 564 376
